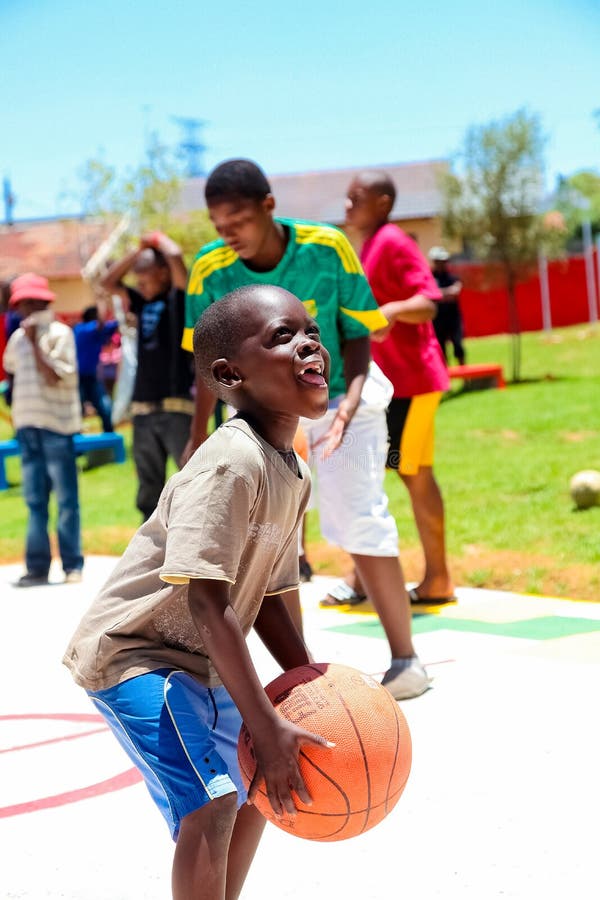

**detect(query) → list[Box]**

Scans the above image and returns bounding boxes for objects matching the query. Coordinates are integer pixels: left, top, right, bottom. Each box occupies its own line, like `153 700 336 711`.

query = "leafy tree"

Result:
77 158 117 218
74 134 216 269
440 109 565 382
554 170 600 244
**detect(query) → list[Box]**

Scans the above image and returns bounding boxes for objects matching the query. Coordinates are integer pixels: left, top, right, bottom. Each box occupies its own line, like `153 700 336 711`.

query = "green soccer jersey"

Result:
183 218 388 400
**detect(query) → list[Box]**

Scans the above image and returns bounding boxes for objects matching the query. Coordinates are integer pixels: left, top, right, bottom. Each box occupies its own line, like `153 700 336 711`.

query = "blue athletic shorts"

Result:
88 669 246 840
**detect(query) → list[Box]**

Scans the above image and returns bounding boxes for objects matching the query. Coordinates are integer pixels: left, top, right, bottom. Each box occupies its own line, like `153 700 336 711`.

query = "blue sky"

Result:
2 0 599 220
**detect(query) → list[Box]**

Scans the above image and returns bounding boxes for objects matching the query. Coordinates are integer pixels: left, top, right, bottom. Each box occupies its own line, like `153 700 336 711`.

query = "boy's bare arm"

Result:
373 294 437 335
314 335 370 459
99 250 139 305
253 593 313 670
96 293 115 324
21 321 76 386
22 322 60 385
188 578 278 729
439 280 463 302
188 578 329 816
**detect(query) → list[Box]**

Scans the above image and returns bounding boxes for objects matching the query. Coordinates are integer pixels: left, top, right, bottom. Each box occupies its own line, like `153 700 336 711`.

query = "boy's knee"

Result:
401 466 433 488
179 792 238 841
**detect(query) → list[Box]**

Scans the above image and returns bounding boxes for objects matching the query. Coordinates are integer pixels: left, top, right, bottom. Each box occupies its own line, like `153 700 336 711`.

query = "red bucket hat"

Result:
9 273 56 306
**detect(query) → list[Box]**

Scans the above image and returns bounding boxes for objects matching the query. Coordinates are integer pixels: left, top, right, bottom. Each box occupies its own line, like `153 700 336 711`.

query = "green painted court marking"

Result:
326 614 600 642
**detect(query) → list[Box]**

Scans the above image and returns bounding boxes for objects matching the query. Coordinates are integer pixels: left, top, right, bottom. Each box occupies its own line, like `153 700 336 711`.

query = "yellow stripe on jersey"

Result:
182 327 194 353
302 299 318 318
340 306 389 332
187 245 238 295
295 224 358 274
294 224 363 275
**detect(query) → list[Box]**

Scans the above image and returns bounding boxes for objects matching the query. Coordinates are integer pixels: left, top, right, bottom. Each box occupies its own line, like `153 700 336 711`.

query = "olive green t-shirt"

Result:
63 418 310 690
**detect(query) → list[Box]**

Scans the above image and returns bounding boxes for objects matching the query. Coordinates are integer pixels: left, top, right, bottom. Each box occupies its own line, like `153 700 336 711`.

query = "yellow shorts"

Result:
386 392 442 475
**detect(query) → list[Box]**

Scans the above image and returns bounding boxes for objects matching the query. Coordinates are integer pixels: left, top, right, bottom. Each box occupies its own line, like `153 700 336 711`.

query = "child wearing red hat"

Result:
3 273 84 586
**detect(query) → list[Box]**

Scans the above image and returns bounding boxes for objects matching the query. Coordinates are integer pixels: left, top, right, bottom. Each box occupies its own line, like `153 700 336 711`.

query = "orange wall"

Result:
48 278 96 316
393 217 443 254
345 217 458 258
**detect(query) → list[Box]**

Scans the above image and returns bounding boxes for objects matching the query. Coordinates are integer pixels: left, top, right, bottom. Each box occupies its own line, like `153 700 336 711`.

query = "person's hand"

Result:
370 302 396 342
139 231 162 250
21 317 37 344
371 322 394 342
312 397 357 459
140 231 181 257
248 718 334 817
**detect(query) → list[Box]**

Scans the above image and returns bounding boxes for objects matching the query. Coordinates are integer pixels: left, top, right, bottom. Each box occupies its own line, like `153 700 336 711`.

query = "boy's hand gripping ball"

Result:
237 662 412 841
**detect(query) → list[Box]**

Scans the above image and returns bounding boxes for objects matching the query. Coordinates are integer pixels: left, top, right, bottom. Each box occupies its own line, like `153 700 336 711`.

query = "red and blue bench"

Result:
447 363 506 389
0 432 126 491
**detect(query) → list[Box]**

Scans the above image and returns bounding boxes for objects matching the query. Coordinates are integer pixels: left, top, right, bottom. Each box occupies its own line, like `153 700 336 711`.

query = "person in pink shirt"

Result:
335 170 455 605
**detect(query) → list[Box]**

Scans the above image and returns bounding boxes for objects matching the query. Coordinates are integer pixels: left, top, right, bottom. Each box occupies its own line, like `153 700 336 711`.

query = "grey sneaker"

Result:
64 570 83 584
381 657 431 700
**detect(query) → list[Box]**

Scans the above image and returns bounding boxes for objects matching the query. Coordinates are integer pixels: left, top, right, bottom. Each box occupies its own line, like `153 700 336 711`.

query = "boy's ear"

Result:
378 193 393 216
211 358 243 391
262 194 276 215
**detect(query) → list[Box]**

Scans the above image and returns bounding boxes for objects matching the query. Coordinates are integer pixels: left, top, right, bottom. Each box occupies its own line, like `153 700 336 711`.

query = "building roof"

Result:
178 159 448 224
0 218 112 282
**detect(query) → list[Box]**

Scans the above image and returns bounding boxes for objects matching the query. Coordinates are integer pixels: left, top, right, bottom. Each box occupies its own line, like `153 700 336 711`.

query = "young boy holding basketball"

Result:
63 284 331 900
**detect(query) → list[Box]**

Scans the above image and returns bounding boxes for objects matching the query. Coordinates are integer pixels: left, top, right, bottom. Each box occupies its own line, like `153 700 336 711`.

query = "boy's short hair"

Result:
205 159 271 205
193 285 264 399
133 248 168 272
81 305 98 323
358 170 397 206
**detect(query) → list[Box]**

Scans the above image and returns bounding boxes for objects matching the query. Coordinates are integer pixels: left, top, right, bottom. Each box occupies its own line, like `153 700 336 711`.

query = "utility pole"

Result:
172 117 207 178
3 177 15 225
582 218 598 324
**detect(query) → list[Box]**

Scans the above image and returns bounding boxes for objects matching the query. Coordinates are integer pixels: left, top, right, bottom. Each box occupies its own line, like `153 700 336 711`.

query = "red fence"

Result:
454 251 599 337
0 316 6 382
1 252 598 380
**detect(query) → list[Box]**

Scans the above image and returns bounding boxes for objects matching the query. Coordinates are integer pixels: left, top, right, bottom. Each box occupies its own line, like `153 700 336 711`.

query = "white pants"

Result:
301 364 399 557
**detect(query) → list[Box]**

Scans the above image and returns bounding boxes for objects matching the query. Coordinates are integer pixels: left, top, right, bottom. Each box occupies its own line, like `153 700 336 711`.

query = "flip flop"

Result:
319 581 367 608
408 588 457 605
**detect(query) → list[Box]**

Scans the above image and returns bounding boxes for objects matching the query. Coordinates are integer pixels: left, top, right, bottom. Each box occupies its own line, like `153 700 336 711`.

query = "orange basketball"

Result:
237 662 412 841
293 426 309 462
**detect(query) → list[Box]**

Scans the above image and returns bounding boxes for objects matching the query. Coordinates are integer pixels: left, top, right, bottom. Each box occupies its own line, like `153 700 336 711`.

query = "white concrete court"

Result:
1 555 599 899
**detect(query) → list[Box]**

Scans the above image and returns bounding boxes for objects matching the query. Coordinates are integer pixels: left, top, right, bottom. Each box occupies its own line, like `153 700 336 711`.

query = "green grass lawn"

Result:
306 324 600 598
2 323 599 597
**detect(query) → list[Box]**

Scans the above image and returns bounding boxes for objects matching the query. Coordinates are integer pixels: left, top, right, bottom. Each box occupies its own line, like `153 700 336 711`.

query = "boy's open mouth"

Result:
297 361 327 387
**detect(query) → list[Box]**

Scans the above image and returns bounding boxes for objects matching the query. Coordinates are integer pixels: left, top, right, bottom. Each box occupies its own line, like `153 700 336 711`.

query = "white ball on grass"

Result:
570 470 600 509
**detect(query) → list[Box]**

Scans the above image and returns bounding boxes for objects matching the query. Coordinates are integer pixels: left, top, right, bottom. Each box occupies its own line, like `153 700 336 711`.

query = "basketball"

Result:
570 470 600 509
293 426 309 462
237 662 412 841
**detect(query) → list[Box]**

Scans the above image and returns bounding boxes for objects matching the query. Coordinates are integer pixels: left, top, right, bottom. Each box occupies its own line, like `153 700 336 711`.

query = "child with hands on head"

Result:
99 230 194 521
63 284 331 900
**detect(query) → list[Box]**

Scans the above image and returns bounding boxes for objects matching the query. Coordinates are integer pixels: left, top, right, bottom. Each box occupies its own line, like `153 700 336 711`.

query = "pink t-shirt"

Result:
361 223 449 397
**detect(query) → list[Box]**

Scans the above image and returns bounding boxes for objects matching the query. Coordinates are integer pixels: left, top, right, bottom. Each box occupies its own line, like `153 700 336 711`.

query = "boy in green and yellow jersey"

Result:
183 220 382 401
183 158 430 700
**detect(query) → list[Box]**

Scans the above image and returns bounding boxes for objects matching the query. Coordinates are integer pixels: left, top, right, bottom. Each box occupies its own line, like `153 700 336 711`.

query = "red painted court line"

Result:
0 713 103 723
1 725 108 755
0 768 143 818
0 712 142 818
